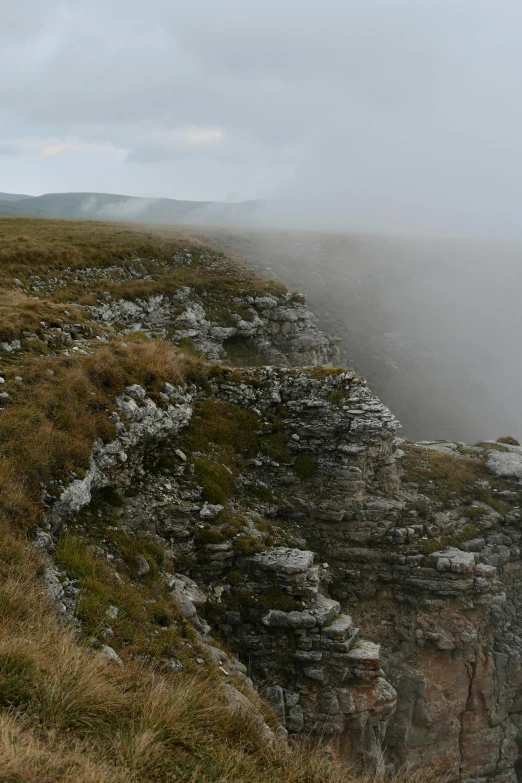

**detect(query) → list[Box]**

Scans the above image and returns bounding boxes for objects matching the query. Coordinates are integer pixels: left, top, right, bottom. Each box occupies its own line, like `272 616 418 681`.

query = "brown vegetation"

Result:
401 443 514 514
0 339 200 529
0 216 285 340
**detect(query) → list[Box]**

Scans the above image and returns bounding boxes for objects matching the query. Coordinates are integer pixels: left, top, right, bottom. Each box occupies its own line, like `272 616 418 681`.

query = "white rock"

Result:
200 503 223 520
487 450 522 481
124 384 147 400
100 645 123 666
44 568 64 602
251 547 315 575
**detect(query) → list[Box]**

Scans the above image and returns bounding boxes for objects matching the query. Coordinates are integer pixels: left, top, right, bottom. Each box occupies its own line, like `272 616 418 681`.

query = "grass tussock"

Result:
496 435 521 446
0 288 84 343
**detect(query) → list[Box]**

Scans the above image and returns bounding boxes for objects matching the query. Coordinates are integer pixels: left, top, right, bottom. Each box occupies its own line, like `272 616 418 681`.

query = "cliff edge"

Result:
1 217 521 783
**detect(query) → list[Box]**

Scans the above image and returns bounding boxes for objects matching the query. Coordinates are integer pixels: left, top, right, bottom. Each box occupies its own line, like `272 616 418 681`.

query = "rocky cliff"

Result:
44 348 522 781
5 218 522 782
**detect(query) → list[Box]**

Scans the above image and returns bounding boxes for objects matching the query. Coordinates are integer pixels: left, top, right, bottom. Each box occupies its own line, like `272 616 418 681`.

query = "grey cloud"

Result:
2 0 522 236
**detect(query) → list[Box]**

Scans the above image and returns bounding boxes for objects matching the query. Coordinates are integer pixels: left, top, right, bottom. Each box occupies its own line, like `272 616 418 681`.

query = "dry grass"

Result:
0 216 285 340
0 288 85 343
0 339 206 529
401 443 516 514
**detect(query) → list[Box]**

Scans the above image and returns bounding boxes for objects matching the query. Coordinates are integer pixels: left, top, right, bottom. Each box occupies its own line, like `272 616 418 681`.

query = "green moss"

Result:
420 523 479 554
293 454 317 480
103 528 164 581
261 432 291 462
233 535 263 556
195 529 225 545
327 389 347 405
185 400 259 456
463 506 485 521
225 569 243 585
194 458 235 505
247 483 273 502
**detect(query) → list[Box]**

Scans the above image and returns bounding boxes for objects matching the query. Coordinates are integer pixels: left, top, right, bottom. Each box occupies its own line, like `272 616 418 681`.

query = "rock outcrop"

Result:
91 288 340 367
42 293 522 782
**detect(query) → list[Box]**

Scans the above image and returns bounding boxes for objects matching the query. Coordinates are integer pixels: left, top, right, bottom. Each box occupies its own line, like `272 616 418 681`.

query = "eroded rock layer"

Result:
44 299 522 782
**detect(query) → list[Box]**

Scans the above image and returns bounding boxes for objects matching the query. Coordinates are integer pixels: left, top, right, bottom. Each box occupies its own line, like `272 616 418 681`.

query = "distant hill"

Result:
0 199 47 217
0 192 33 202
0 191 260 225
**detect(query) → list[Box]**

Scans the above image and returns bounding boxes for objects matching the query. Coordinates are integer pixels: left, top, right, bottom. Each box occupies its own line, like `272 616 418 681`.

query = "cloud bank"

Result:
2 0 522 237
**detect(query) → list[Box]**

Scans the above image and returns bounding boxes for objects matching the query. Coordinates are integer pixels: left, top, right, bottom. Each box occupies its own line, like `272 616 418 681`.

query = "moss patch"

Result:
194 459 235 505
402 444 513 514
293 454 318 480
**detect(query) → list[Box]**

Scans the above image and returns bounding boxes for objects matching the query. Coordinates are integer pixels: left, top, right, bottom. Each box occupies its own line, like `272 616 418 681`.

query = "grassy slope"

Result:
0 217 378 783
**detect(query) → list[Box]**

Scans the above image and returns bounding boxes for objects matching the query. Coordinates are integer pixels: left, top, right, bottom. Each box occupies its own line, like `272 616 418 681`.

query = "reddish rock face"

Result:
383 647 521 781
394 655 470 780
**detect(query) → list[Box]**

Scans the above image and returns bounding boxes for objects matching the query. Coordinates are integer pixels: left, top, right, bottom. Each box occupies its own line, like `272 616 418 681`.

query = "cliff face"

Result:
19 226 521 782
47 327 522 781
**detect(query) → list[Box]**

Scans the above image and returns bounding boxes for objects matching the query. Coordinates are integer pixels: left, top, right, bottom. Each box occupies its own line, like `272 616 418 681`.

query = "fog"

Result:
2 0 522 441
187 226 522 443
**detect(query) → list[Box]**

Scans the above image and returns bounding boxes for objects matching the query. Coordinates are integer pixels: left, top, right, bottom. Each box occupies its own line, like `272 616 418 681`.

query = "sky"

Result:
2 0 522 237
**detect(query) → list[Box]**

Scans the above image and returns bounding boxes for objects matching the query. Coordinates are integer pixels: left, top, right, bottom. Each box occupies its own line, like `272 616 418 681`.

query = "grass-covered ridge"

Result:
0 216 287 342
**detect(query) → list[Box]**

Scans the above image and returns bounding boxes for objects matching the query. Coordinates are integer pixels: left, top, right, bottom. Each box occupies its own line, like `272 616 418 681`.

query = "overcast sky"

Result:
2 0 522 236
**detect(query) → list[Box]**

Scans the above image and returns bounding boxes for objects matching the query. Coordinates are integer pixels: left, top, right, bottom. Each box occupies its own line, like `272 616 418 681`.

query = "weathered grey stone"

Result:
287 611 317 629
100 645 123 666
251 548 315 575
136 555 150 575
431 547 476 574
200 503 224 520
287 704 304 732
35 529 55 553
486 451 522 481
322 615 354 641
308 594 341 625
264 685 285 720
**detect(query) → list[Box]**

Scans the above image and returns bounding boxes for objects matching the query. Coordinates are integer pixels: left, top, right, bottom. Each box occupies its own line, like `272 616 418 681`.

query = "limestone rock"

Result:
487 450 522 481
251 548 315 575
